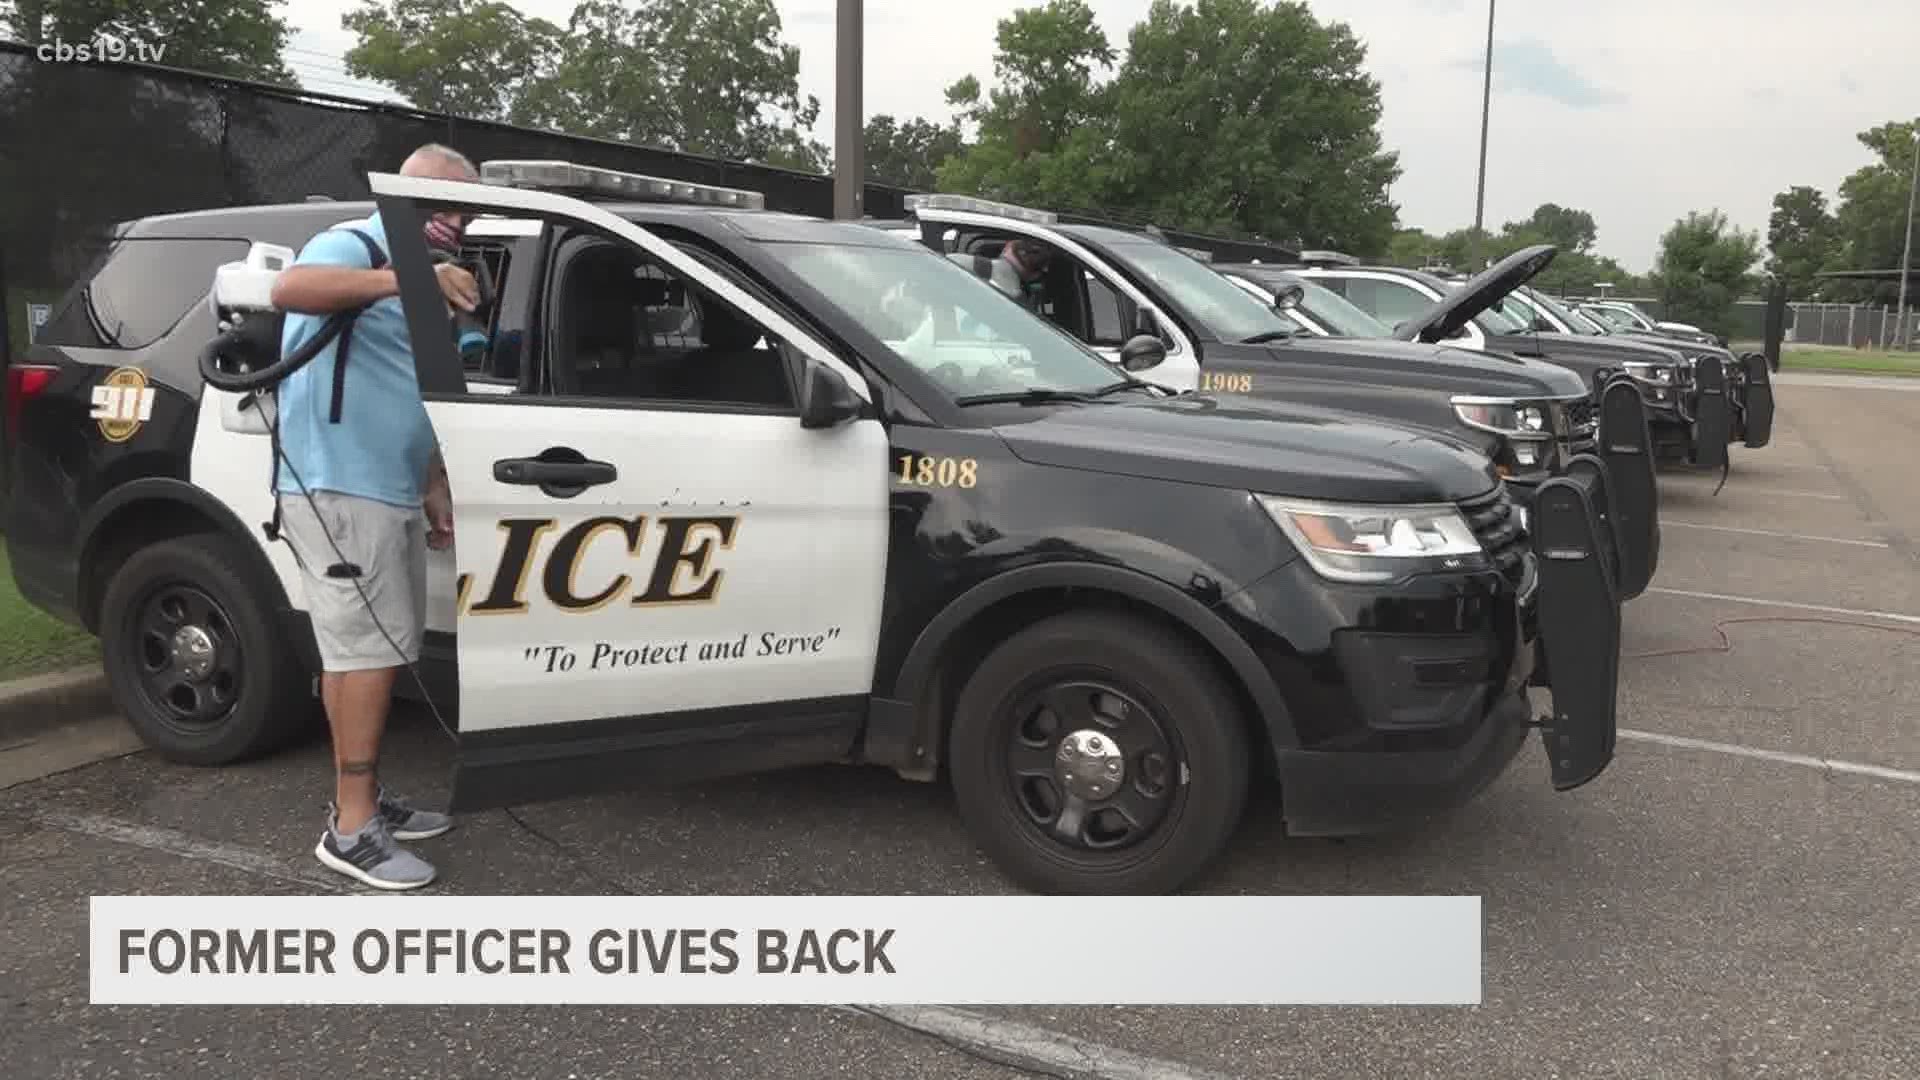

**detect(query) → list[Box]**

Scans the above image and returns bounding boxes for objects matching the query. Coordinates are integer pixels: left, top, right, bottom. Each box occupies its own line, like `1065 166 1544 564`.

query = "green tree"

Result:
935 0 1119 208
1649 210 1762 336
864 114 965 189
1517 203 1598 254
1829 117 1918 304
342 0 563 121
340 0 826 170
1764 184 1838 301
1101 0 1400 252
2 0 294 82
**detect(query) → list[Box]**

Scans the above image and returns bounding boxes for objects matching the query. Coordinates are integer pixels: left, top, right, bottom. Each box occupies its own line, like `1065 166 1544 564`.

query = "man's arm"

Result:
270 265 399 315
269 228 394 315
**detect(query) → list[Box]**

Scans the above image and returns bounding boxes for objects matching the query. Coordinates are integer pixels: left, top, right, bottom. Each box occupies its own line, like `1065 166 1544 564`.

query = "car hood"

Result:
1395 243 1558 344
1604 330 1732 363
994 393 1500 504
1487 327 1687 375
1239 337 1591 400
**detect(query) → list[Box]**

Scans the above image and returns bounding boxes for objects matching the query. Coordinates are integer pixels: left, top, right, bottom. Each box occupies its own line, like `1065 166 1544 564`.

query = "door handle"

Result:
493 450 617 496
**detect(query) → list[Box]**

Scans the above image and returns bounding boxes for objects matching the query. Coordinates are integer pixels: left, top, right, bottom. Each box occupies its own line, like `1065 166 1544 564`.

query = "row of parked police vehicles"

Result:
3 161 1773 893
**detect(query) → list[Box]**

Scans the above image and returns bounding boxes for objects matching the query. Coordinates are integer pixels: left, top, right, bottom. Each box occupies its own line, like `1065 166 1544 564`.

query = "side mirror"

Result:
798 358 863 429
1532 316 1556 333
1271 283 1305 311
1118 333 1167 372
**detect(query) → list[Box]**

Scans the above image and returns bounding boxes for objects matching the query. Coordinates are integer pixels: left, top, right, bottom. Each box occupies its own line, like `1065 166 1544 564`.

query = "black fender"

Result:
75 478 319 672
862 561 1297 778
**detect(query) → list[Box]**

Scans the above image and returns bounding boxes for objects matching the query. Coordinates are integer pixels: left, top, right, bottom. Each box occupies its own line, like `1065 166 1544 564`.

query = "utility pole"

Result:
833 0 864 220
1896 128 1918 349
1473 0 1496 235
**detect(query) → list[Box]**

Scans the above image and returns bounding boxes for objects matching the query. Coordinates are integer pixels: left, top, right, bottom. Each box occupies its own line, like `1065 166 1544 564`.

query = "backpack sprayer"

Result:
196 235 493 741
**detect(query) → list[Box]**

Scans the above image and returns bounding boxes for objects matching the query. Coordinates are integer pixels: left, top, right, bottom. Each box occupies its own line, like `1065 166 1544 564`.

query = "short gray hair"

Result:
406 143 476 176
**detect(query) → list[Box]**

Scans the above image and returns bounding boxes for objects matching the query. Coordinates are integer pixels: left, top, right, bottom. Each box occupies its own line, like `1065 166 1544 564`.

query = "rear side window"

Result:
37 238 249 350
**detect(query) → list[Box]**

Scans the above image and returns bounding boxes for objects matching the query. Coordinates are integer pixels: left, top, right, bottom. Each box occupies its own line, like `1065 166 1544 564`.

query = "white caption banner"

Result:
91 895 1482 1006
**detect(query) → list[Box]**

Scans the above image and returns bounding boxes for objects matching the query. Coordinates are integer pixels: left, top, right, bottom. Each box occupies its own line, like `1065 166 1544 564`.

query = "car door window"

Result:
1082 272 1134 346
1340 278 1436 330
544 235 796 413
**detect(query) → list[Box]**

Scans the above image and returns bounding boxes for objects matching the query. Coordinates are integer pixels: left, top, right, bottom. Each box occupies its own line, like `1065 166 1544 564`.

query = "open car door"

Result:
369 168 891 812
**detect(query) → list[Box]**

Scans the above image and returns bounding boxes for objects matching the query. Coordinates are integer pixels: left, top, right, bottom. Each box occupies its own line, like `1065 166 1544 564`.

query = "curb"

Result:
0 664 117 745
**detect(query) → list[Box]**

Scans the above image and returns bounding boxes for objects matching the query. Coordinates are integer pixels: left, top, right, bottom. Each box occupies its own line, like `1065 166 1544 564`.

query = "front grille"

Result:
1458 484 1528 587
1551 398 1598 458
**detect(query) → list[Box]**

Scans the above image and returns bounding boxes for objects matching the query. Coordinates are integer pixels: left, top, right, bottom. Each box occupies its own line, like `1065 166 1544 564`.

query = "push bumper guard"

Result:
1736 352 1775 449
1687 355 1732 469
1526 466 1624 791
1590 375 1660 600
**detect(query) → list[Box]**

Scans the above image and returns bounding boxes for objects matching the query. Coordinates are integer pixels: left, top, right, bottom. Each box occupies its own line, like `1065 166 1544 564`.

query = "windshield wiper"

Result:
1238 330 1298 344
954 388 1100 406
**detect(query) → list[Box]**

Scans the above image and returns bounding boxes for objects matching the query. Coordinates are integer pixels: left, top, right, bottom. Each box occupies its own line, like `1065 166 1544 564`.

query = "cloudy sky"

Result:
285 0 1920 273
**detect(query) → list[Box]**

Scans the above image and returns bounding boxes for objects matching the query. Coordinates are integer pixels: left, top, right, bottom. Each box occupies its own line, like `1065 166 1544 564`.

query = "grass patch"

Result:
1779 347 1920 375
0 544 99 681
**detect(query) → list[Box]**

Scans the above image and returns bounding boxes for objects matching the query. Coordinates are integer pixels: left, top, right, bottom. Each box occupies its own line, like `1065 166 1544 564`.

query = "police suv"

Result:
889 196 1660 596
1276 252 1773 470
4 161 1626 894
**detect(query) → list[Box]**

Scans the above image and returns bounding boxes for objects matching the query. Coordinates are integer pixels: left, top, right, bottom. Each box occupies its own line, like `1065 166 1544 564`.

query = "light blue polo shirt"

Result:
272 213 438 509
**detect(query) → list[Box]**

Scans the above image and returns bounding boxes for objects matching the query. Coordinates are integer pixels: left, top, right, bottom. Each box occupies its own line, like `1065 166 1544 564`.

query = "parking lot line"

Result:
1660 485 1850 501
848 1006 1242 1080
28 810 348 892
1657 521 1890 548
1620 729 1920 786
1646 587 1920 625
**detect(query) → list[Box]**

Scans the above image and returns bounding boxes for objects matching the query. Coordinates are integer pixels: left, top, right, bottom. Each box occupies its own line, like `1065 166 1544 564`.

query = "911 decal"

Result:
895 454 979 489
91 367 156 442
1199 371 1254 394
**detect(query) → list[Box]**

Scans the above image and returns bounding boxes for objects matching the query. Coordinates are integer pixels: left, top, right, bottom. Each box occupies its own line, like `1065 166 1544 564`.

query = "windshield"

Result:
758 242 1134 399
1102 239 1298 342
1291 277 1392 337
1582 306 1635 331
1525 288 1606 336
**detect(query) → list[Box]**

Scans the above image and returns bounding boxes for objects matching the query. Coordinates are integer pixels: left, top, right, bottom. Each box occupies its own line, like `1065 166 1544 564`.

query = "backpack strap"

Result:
328 228 388 424
264 227 387 544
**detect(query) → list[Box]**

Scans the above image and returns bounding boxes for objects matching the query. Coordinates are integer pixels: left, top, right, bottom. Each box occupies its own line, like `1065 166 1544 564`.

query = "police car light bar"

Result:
479 160 767 211
1297 250 1360 267
904 193 1057 224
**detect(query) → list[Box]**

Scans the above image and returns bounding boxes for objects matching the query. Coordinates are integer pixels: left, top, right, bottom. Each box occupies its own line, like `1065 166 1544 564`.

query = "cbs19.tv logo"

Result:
36 36 168 65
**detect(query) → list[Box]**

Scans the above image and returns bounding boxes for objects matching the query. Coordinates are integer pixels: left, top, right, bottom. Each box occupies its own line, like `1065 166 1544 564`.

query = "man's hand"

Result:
434 263 480 314
424 469 454 550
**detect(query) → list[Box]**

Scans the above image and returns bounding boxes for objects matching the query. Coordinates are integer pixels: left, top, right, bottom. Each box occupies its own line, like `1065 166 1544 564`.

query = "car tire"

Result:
99 531 314 765
948 610 1251 895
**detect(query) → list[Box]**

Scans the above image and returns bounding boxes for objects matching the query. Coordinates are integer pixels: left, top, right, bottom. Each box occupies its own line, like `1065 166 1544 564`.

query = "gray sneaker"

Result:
378 786 453 842
314 808 437 890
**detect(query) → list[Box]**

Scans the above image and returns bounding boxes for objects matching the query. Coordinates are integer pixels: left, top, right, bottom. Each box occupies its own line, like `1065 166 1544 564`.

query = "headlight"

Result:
1451 397 1551 439
1622 361 1675 385
1257 495 1489 583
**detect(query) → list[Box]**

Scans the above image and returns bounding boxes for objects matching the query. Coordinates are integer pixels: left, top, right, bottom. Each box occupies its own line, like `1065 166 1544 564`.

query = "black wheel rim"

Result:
999 676 1181 854
123 579 244 737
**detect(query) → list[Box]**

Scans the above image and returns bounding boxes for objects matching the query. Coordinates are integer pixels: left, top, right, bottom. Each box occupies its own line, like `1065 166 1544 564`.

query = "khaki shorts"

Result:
277 491 426 672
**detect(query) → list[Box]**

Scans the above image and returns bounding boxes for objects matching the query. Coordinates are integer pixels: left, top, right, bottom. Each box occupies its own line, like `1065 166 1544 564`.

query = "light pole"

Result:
833 0 864 220
1896 127 1918 349
1473 0 1496 235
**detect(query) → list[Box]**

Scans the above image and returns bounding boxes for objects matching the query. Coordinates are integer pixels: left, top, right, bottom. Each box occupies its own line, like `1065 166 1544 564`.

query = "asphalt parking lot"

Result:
4 373 1916 1079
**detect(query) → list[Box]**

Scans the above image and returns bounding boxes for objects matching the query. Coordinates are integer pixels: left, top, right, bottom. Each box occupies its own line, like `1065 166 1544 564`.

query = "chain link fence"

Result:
1786 303 1920 350
0 40 920 361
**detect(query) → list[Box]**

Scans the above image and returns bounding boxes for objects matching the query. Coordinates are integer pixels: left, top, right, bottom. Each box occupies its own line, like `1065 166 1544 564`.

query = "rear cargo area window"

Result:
37 238 249 351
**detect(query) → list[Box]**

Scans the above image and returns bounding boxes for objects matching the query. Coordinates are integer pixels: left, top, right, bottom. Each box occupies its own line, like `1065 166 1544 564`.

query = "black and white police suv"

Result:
4 161 1626 894
884 196 1661 598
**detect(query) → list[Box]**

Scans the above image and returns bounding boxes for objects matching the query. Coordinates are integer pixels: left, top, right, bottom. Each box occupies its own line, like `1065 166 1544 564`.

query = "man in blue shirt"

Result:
270 143 481 889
